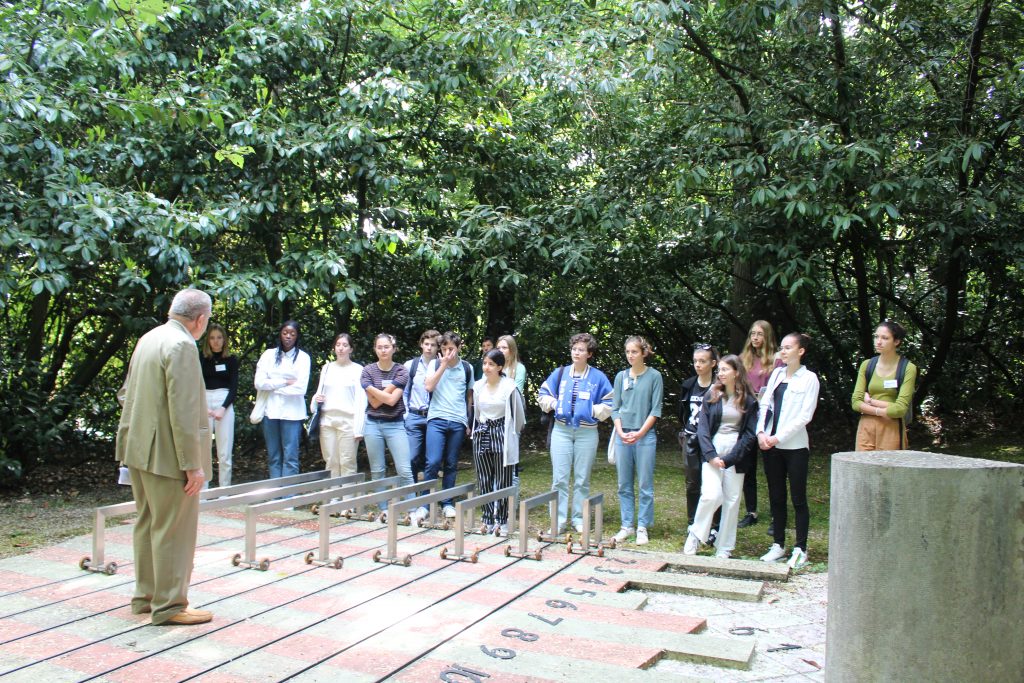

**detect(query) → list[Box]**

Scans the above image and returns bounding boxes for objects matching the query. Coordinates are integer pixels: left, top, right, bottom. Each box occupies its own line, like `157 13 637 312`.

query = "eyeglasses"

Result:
693 343 712 351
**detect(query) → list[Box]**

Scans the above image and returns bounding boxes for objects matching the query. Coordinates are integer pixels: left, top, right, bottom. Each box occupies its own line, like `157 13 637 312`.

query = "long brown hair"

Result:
740 320 777 373
201 323 231 358
708 354 753 412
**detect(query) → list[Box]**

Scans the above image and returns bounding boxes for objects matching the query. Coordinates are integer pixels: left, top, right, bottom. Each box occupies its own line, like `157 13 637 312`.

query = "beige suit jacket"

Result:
116 319 211 480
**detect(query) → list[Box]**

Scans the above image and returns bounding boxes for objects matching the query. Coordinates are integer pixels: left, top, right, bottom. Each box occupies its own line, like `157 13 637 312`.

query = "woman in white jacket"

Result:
311 333 367 478
756 333 819 569
471 349 526 536
254 321 311 479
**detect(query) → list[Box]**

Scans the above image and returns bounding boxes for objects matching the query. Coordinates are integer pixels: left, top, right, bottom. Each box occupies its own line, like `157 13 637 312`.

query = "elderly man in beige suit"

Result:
116 288 214 625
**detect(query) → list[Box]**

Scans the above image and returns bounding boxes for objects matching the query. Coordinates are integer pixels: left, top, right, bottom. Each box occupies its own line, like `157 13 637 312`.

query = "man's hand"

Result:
184 468 206 496
211 406 226 420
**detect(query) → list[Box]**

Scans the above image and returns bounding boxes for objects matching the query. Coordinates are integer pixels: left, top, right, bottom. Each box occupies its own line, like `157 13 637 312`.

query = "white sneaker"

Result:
414 506 429 520
613 527 634 543
715 550 731 559
761 543 787 562
787 547 808 569
443 504 457 518
682 533 700 555
635 527 649 546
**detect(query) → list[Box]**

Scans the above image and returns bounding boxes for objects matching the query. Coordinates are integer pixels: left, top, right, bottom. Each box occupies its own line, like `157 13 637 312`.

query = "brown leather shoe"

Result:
163 608 213 625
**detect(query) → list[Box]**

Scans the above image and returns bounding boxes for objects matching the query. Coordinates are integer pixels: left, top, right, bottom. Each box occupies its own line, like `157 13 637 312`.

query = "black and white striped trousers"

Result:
473 418 515 525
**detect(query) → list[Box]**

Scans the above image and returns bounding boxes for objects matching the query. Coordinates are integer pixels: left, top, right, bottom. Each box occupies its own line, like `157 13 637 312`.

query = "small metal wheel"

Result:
470 551 479 564
343 509 353 519
231 553 242 567
441 520 450 531
402 554 412 567
606 538 617 549
537 534 544 542
258 558 271 571
504 546 511 557
332 557 343 569
310 505 319 515
533 550 543 561
372 550 381 563
304 552 314 565
440 547 448 560
566 543 573 555
596 545 605 558
79 556 90 570
104 562 118 575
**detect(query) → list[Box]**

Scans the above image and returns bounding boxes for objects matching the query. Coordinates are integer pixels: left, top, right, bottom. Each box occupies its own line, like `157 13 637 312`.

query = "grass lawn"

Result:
463 433 1024 571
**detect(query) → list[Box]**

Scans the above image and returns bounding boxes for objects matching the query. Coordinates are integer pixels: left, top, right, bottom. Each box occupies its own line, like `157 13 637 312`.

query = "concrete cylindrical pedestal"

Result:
826 450 1024 682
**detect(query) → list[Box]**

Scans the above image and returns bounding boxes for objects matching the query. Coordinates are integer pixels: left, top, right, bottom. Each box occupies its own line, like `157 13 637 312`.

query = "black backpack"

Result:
864 355 913 445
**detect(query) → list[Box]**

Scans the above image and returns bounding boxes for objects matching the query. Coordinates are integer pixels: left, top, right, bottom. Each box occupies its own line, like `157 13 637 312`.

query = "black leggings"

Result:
762 447 809 550
742 455 758 514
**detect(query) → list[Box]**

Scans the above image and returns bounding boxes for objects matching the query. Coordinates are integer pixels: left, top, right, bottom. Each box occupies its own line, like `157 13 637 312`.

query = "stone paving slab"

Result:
625 550 792 582
616 568 765 602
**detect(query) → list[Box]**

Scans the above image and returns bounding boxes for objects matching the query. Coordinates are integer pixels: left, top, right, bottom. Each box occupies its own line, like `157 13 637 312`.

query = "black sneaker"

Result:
766 520 775 536
737 512 759 528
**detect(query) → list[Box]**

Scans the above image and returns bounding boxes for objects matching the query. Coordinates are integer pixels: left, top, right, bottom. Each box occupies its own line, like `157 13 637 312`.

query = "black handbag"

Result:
305 403 322 440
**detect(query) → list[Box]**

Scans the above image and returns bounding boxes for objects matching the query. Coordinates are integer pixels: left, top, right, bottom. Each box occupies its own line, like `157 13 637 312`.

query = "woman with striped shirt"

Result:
471 349 526 535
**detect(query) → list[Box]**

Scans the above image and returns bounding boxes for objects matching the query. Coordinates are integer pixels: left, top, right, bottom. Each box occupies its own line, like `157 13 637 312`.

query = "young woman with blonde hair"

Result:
736 320 782 529
496 335 527 395
200 323 238 487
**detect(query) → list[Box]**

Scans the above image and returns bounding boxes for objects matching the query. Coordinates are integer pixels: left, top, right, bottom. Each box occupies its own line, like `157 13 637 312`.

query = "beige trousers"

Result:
855 414 907 451
128 467 199 624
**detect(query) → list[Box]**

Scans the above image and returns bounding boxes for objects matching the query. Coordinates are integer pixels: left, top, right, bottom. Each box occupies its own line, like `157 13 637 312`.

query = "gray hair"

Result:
169 288 212 321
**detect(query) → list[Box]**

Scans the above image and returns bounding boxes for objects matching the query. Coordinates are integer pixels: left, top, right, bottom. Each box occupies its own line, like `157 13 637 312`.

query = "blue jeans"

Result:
425 418 466 505
549 422 599 530
364 417 414 509
405 412 429 481
615 430 657 530
262 418 302 479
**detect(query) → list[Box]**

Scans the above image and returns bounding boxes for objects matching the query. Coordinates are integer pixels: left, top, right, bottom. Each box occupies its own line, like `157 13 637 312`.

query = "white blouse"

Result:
254 347 311 421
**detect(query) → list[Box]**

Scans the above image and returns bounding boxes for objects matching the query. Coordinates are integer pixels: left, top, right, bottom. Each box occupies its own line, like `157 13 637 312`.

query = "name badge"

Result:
215 364 227 372
883 379 898 389
578 390 591 400
382 379 394 387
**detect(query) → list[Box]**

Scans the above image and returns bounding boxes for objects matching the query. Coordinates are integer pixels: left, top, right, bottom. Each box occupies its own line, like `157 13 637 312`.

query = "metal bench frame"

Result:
375 483 475 566
79 471 332 574
233 473 365 570
440 485 518 563
505 490 559 561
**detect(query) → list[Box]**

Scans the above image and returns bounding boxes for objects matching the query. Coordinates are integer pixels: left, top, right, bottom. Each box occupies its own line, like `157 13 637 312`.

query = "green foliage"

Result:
0 0 1022 478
